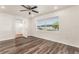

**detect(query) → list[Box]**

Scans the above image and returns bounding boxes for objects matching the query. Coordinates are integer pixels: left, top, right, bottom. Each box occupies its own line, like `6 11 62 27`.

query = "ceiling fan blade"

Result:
32 10 39 13
20 10 28 11
31 6 37 9
21 5 29 9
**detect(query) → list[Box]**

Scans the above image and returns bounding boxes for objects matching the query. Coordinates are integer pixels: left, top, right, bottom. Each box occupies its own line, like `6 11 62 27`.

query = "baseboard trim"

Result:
29 35 79 48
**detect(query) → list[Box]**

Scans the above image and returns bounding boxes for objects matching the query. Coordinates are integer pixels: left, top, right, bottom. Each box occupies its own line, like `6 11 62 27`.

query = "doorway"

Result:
15 19 24 37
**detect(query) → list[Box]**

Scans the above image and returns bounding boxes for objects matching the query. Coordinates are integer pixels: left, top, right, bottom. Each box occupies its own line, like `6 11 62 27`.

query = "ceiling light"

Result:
1 6 5 9
54 6 58 10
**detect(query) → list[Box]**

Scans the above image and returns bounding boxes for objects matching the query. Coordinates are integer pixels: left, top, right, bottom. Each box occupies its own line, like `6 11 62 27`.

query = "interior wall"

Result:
30 6 79 48
0 13 15 41
0 13 29 41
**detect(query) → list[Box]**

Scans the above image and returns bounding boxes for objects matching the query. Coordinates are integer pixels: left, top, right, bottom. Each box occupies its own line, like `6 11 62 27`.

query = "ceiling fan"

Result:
20 5 39 15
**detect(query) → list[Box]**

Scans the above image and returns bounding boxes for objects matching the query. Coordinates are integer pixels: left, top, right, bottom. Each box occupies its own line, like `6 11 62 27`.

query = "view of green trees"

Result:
52 21 59 30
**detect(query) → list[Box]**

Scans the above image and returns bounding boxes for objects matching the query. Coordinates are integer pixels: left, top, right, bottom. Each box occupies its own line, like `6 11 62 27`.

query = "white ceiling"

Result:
0 5 73 18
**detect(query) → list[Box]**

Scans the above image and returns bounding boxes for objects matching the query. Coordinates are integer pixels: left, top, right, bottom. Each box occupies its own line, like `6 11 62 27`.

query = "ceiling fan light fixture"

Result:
29 12 31 15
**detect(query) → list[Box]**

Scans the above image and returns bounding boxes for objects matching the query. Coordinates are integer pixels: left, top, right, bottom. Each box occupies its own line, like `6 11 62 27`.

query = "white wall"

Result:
30 6 79 48
0 13 16 41
0 13 29 41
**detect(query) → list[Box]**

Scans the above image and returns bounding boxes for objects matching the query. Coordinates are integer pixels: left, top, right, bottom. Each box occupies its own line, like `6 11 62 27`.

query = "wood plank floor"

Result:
0 36 79 54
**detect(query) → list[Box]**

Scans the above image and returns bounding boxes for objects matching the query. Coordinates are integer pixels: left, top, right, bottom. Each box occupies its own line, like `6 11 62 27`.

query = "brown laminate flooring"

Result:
0 36 79 54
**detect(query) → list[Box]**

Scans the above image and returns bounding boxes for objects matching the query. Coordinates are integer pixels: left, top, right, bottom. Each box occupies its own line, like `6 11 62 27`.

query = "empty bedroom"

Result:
0 5 79 54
